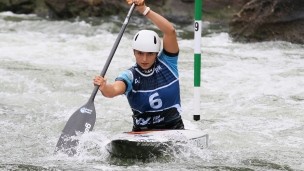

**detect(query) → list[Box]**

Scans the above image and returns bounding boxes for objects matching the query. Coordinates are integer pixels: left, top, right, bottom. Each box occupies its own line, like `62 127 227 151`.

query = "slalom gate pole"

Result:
193 0 202 121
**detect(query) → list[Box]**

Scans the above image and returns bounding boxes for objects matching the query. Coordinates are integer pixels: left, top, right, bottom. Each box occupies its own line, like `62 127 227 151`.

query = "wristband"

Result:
143 7 150 16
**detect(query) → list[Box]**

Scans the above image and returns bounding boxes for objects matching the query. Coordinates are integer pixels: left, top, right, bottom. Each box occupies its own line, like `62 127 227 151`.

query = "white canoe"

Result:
106 129 209 158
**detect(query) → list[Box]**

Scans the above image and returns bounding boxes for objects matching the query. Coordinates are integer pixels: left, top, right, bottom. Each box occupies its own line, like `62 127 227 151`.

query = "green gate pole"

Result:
193 0 202 121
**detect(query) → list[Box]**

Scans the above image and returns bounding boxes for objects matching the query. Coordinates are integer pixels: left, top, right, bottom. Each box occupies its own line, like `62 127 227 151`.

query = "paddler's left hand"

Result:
126 0 145 6
126 0 147 14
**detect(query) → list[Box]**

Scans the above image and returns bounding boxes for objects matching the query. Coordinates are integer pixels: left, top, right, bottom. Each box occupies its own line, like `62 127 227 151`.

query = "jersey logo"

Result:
136 117 151 126
135 78 140 84
135 115 165 126
155 65 162 73
153 115 164 124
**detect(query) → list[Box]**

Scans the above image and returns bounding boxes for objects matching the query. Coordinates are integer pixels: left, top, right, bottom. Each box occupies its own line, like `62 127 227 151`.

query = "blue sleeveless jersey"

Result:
115 50 182 128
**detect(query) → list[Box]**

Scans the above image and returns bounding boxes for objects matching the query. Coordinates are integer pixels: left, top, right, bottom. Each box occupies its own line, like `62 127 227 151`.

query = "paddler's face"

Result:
134 50 158 69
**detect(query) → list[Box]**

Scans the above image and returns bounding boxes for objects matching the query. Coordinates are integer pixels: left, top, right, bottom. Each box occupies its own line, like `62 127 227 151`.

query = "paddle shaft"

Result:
54 4 136 156
89 3 136 103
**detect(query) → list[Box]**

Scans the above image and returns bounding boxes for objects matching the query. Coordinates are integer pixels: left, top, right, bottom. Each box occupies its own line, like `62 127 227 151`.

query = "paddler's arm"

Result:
93 75 126 98
127 0 179 54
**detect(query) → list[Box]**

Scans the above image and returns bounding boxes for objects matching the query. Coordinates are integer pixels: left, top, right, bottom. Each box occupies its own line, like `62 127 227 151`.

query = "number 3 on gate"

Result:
149 92 162 109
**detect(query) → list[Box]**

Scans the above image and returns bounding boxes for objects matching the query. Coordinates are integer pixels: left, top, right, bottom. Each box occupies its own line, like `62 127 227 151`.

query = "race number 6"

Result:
149 93 162 109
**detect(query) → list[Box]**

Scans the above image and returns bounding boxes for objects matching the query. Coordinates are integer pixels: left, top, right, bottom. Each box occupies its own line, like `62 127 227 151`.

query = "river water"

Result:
0 11 304 171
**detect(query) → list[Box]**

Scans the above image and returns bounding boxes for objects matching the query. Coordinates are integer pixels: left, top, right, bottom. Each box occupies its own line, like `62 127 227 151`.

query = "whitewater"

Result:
0 11 304 171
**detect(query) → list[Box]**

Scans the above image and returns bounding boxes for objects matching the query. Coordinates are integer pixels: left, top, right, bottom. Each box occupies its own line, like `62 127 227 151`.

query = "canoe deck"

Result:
106 130 209 158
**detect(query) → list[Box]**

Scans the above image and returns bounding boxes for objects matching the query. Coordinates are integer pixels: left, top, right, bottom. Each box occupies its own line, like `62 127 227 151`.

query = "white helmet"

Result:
132 30 161 52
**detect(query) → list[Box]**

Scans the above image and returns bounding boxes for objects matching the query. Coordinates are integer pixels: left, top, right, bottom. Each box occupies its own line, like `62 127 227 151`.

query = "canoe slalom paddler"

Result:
94 0 185 131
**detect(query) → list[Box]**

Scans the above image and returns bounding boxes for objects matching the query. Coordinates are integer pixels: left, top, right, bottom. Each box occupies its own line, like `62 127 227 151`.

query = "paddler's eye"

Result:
148 52 154 56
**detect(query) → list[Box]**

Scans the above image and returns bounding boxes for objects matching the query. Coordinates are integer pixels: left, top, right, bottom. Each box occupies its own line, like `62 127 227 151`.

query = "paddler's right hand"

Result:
94 75 107 91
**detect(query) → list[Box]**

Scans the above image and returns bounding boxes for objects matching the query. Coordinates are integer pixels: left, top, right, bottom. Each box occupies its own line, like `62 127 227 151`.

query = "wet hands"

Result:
126 0 145 6
94 75 107 90
126 0 147 14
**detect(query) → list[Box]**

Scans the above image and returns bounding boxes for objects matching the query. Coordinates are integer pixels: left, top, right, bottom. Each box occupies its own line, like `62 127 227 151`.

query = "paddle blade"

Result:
54 101 96 156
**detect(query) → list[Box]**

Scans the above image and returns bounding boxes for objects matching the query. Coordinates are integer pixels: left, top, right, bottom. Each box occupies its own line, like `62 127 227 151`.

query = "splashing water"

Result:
0 11 304 170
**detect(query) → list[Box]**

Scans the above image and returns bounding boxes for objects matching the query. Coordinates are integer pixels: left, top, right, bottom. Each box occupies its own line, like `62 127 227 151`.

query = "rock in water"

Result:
229 0 304 44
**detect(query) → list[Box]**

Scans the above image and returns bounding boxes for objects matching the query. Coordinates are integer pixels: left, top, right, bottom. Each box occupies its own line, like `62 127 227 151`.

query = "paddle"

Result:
54 3 136 156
